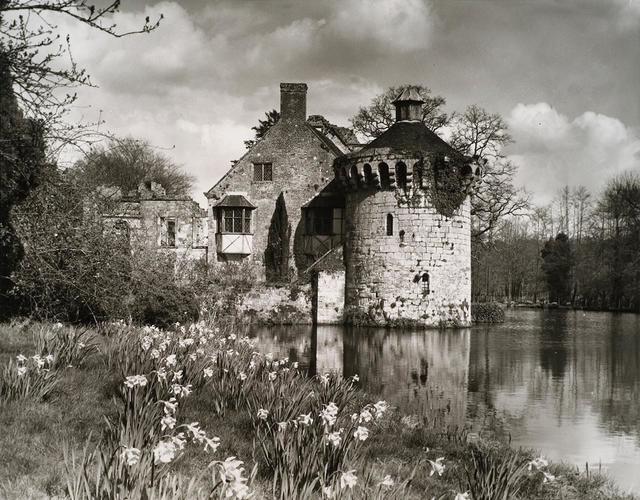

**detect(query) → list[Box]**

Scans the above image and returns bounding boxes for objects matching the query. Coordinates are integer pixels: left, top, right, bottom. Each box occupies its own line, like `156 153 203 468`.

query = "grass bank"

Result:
0 320 635 500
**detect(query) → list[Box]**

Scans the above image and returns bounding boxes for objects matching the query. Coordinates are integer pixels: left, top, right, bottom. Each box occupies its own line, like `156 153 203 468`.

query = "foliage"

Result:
33 322 97 370
199 260 260 323
9 170 132 322
244 109 280 149
0 50 47 317
450 105 529 241
265 192 292 283
0 1 162 156
471 303 505 323
69 137 195 197
461 445 529 500
0 355 58 403
128 253 200 328
541 233 573 304
350 85 448 140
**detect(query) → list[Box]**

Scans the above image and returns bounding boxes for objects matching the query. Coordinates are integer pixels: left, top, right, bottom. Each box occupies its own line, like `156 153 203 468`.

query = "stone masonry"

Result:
334 87 480 327
205 83 355 273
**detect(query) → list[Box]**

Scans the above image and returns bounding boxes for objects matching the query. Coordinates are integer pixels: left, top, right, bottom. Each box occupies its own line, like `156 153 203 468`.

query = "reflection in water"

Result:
343 327 470 427
250 310 640 492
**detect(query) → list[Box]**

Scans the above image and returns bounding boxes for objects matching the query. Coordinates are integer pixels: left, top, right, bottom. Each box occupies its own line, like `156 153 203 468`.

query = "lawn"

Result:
0 320 635 500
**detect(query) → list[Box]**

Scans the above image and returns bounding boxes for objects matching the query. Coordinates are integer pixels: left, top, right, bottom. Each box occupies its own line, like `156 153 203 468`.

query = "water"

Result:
249 309 640 493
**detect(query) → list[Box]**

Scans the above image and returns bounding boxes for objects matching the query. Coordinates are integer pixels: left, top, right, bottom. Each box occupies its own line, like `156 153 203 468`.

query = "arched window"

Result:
396 162 407 190
350 165 360 187
421 272 430 294
379 162 390 188
363 163 374 185
386 214 393 236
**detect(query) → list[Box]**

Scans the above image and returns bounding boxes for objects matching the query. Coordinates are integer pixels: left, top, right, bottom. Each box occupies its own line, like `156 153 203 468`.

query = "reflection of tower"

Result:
343 327 471 426
314 326 344 374
334 87 481 327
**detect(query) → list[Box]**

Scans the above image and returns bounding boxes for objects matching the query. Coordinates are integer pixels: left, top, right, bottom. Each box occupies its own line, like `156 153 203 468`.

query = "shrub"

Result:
200 261 260 320
471 303 505 323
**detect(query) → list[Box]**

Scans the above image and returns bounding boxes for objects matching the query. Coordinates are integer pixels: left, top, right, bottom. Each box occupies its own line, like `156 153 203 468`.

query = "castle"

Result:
107 83 480 327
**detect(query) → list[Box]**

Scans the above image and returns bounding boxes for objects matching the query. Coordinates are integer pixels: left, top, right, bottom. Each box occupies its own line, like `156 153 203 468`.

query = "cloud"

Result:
506 103 640 204
329 0 434 53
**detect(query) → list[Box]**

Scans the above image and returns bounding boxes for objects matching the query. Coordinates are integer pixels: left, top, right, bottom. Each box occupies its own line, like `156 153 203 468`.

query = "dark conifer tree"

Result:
265 192 291 281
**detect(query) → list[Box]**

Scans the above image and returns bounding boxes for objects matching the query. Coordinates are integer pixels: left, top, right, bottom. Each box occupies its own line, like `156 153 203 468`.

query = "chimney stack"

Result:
280 83 307 122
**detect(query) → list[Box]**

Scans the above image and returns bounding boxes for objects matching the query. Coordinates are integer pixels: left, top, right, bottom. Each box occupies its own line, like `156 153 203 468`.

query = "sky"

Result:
52 0 640 205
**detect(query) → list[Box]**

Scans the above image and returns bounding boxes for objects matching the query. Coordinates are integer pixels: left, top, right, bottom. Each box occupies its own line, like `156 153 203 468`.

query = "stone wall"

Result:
206 85 341 274
344 189 471 327
106 198 208 262
314 270 345 325
238 283 313 324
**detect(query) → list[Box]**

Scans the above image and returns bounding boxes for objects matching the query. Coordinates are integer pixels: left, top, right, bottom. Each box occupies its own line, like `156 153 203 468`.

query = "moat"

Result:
249 308 640 493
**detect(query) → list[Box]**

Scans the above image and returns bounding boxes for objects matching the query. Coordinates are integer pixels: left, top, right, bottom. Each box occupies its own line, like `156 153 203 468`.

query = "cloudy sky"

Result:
57 0 639 205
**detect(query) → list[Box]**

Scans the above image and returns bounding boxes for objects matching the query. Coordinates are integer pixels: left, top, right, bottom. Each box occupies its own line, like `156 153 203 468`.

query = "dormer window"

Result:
253 162 272 182
214 194 256 235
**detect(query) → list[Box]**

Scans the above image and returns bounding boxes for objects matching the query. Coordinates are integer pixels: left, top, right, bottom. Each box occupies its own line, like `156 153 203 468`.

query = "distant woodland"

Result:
472 174 640 312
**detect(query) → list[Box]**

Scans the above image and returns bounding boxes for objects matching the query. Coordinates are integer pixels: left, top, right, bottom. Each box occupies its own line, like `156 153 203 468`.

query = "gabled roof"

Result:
213 194 256 209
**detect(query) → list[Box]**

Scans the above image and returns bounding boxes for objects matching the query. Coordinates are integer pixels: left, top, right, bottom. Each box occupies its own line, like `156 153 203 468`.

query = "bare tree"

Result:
350 84 449 140
0 1 162 157
450 105 530 240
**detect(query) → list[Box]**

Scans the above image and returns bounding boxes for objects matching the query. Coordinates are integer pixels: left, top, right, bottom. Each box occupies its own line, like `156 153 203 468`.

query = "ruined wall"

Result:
314 270 345 325
344 190 471 327
137 199 208 261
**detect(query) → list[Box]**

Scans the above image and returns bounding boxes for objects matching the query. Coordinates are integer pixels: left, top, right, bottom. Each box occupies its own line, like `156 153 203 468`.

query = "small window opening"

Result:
396 162 407 190
421 272 430 294
167 220 176 247
399 229 405 243
160 217 177 247
253 162 273 181
379 163 390 188
386 214 393 236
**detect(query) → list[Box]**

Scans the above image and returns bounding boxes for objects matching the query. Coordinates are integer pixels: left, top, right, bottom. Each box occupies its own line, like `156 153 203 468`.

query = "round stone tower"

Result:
334 87 481 328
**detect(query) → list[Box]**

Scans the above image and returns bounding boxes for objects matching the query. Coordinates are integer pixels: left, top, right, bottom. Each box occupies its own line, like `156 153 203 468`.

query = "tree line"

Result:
473 174 640 312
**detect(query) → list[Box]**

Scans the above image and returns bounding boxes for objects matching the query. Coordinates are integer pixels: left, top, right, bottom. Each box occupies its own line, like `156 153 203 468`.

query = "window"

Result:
422 272 430 294
220 208 252 234
363 163 374 185
386 214 393 236
305 208 343 236
396 162 407 190
253 162 273 181
379 162 390 188
160 217 176 247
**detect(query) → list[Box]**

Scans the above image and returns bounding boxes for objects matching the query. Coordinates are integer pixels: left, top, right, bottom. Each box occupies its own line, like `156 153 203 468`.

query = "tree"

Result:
450 105 529 241
69 138 194 196
541 233 573 304
350 85 448 140
0 50 47 317
0 1 162 156
265 193 291 282
9 169 132 321
244 109 280 149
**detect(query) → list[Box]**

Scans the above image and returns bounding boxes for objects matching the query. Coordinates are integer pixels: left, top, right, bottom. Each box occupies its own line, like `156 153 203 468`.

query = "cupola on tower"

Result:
334 87 481 327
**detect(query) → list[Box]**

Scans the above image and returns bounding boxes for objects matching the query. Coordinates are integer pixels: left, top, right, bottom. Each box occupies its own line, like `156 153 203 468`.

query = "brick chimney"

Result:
280 83 307 122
